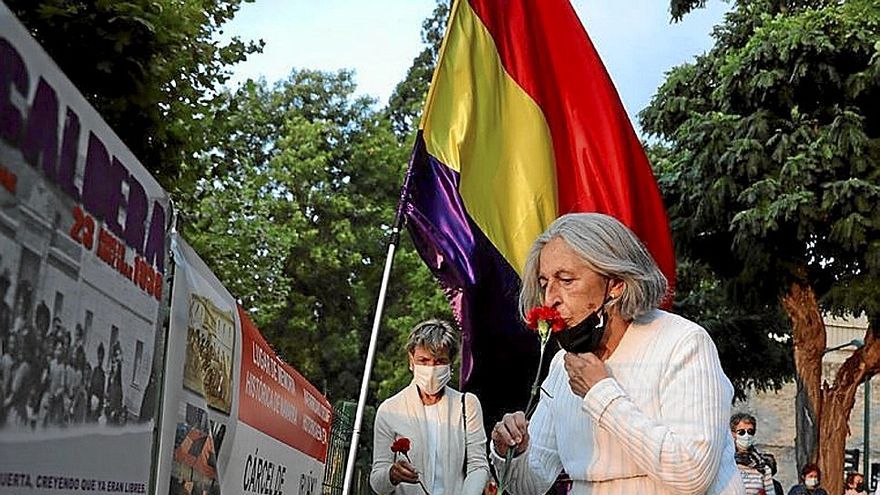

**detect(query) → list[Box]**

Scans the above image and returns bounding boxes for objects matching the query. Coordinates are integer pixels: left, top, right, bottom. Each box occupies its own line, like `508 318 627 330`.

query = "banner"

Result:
155 236 331 495
0 3 171 493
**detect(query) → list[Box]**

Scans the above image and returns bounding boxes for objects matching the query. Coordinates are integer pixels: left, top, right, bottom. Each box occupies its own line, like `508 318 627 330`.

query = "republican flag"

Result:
404 0 675 424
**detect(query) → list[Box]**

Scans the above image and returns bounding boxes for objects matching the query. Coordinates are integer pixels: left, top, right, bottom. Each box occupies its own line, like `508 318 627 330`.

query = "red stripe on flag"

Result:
467 0 676 292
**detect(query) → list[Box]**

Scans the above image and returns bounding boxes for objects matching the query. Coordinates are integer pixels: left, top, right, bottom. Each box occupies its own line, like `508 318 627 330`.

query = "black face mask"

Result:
554 287 612 354
855 482 865 493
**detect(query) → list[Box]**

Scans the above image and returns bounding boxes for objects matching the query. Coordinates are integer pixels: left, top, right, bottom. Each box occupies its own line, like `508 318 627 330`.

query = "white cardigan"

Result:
370 383 490 494
493 310 746 495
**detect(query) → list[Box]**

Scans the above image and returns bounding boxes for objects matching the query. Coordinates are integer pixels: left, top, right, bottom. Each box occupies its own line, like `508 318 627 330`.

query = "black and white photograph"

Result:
0 172 162 432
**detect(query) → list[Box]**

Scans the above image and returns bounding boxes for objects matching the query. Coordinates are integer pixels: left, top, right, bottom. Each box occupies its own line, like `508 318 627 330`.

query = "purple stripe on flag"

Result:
404 132 543 424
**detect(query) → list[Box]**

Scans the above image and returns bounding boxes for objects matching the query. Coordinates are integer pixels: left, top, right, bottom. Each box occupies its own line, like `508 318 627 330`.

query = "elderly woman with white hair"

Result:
491 213 744 495
370 319 490 495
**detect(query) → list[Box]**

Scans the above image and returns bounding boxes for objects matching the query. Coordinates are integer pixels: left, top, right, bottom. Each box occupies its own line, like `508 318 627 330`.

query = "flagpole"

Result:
341 1 459 487
341 160 415 495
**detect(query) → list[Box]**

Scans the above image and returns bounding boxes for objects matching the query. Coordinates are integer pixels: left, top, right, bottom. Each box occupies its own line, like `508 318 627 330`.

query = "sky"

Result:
221 0 730 132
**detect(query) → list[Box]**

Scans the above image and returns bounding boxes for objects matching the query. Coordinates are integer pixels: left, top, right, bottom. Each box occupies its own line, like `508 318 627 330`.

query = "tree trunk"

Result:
818 374 862 495
794 376 818 472
818 327 880 494
783 281 826 470
784 278 880 493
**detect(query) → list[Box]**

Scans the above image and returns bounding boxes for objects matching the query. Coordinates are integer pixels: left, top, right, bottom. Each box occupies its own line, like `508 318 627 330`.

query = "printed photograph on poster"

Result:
170 402 224 495
0 179 160 431
183 294 234 415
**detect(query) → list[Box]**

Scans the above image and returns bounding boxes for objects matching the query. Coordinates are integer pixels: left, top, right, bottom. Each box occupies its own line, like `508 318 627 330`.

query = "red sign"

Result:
237 307 332 462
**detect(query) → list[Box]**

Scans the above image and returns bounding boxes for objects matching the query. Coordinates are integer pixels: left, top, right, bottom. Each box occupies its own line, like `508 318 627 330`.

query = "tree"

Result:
6 0 262 195
183 70 449 404
385 0 449 141
183 69 451 476
669 0 708 22
649 144 796 400
644 0 880 490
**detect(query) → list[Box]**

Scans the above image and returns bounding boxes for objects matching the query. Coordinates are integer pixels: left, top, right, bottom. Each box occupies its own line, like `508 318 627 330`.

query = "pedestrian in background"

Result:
788 463 827 495
370 319 490 494
730 412 780 494
844 471 866 495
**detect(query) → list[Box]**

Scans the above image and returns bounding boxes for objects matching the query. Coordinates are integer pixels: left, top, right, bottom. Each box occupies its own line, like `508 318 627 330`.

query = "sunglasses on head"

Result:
735 428 756 436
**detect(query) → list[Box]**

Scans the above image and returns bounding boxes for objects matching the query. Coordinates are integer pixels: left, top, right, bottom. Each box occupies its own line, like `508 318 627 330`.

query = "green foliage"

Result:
643 0 880 322
183 70 448 403
649 143 796 396
670 0 708 22
385 0 449 141
6 0 262 195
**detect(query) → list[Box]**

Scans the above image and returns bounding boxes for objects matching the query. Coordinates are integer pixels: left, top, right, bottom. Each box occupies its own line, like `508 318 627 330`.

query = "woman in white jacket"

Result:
370 320 490 495
491 213 745 495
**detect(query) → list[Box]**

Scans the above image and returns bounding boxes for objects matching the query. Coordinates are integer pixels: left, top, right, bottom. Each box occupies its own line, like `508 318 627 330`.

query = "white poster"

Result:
0 3 171 493
156 236 331 495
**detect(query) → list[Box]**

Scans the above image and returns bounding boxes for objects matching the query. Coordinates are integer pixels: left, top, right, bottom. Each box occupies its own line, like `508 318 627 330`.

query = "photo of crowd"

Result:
0 162 162 432
183 294 234 415
0 270 131 429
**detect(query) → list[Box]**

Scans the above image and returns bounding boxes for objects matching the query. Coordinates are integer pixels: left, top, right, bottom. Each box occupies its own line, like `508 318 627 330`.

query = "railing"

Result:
323 402 371 495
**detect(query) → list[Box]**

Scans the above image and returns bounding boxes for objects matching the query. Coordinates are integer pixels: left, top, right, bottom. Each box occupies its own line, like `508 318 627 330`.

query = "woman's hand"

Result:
389 459 420 485
564 352 609 397
491 411 530 457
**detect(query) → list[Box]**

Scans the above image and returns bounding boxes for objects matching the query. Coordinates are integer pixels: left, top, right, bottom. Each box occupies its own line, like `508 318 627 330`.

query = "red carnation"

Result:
390 437 429 494
526 306 565 332
391 437 411 454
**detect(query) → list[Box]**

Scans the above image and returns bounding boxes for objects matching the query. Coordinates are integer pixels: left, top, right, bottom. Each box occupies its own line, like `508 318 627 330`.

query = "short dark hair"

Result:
801 463 821 479
729 412 757 431
845 471 863 486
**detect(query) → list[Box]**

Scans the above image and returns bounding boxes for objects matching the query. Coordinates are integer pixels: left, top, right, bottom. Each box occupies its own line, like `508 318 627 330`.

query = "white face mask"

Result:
735 433 754 450
805 477 819 489
412 364 451 395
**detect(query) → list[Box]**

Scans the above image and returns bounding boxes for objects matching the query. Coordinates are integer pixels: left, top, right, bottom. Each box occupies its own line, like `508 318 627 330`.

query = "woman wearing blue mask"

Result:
788 464 827 495
490 213 744 494
370 319 490 495
730 412 780 494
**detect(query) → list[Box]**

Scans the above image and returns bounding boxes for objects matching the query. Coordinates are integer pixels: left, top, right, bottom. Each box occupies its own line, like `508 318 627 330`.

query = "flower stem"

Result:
499 338 549 493
404 454 431 495
524 340 548 419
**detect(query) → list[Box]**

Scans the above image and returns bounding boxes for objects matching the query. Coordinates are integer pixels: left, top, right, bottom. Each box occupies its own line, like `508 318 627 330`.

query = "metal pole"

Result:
340 235 399 495
340 151 417 495
865 376 871 479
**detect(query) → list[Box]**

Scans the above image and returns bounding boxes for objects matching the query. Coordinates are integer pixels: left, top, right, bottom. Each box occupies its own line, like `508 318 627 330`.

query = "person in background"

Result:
730 412 779 494
106 341 124 424
788 463 827 495
34 300 50 340
2 329 37 425
42 339 69 425
844 472 866 495
88 343 106 422
370 319 490 494
69 345 89 424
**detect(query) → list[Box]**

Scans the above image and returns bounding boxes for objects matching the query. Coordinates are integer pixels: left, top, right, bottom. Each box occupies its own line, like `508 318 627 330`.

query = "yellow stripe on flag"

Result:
420 0 558 276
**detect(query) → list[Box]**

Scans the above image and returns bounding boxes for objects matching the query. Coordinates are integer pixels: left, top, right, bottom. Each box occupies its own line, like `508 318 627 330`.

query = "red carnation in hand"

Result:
391 437 411 454
526 306 565 333
390 437 429 494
